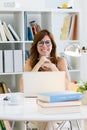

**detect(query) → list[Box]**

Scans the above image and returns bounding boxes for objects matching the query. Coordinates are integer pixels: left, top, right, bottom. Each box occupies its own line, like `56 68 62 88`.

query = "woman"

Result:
20 29 71 130
20 29 70 91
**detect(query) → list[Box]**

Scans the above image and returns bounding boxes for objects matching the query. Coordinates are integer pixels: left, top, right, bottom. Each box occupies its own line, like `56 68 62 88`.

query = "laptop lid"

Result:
23 71 65 97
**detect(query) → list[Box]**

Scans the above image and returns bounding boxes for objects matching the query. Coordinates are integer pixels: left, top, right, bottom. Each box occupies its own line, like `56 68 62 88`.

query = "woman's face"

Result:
37 35 52 57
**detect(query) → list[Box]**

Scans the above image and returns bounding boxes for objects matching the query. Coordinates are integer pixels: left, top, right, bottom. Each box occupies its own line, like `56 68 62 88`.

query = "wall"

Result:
80 1 87 81
17 0 45 10
80 1 87 42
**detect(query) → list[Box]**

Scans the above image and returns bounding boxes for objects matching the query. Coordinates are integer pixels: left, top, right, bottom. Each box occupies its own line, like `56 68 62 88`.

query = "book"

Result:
72 14 78 40
3 120 12 130
25 50 30 61
0 20 7 41
0 50 3 73
0 82 8 94
37 91 83 103
27 26 34 40
0 33 2 41
37 104 81 114
0 82 4 93
29 20 37 35
2 21 14 41
0 120 6 130
37 99 81 107
0 125 1 130
68 14 76 40
8 24 20 41
24 12 28 40
60 15 72 40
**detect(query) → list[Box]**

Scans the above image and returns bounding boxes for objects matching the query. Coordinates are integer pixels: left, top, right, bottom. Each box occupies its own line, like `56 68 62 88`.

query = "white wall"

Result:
80 1 87 81
17 0 45 10
80 1 87 42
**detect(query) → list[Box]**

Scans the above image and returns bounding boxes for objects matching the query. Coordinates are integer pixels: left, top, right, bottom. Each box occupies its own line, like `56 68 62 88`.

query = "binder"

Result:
4 50 13 73
13 50 23 72
0 50 3 73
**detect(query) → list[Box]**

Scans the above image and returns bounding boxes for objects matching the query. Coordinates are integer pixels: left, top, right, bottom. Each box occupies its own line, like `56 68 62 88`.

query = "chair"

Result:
56 120 81 130
25 120 81 130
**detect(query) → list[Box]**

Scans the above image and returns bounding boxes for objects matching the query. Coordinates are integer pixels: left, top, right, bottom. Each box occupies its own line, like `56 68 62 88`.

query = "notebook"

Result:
23 71 65 97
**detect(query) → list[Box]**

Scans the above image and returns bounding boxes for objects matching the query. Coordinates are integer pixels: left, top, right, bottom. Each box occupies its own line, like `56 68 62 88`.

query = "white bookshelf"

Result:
0 11 23 92
0 0 80 93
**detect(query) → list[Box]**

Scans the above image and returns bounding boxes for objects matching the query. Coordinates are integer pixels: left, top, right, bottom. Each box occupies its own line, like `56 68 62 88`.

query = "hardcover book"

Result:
8 24 20 41
28 26 34 40
68 14 76 40
60 15 72 40
37 99 81 107
38 105 81 114
0 50 3 73
0 120 6 130
37 91 83 102
24 12 28 41
3 120 12 130
0 82 8 94
2 21 14 41
0 20 7 41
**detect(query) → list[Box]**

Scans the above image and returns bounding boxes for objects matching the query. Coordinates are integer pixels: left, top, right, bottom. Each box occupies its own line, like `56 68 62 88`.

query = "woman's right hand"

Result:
32 56 50 71
39 56 51 66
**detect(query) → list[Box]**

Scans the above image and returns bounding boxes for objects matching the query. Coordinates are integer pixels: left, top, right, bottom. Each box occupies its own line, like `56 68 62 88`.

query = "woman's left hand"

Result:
41 62 59 71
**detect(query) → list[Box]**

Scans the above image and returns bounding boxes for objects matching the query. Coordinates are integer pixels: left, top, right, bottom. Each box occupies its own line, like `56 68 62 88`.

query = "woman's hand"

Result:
41 62 59 71
39 56 51 65
32 56 50 71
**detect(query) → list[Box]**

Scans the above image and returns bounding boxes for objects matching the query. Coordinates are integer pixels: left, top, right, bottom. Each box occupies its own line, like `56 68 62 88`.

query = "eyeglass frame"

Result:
37 40 52 47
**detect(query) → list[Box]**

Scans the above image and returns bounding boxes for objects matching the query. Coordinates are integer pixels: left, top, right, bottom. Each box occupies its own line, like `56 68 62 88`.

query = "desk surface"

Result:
0 93 87 121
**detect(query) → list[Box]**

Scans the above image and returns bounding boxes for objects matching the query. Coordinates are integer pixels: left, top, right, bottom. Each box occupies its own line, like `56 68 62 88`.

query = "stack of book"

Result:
37 91 83 114
27 20 41 41
0 20 20 41
60 14 76 40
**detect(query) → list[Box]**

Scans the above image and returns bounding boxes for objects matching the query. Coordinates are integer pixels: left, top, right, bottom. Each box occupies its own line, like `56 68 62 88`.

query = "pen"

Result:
38 57 54 60
8 88 12 99
8 88 11 93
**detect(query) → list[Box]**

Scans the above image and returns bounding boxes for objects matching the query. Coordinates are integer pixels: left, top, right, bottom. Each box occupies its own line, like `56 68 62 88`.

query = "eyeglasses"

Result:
37 40 52 47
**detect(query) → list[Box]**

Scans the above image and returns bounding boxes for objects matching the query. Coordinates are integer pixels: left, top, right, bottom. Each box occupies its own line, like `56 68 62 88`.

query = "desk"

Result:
0 93 87 130
0 93 87 121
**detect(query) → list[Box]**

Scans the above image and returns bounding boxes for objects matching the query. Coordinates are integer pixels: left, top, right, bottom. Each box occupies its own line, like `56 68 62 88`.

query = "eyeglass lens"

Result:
38 40 51 46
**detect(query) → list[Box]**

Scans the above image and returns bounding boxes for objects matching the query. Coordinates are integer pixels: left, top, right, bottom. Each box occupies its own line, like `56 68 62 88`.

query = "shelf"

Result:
69 69 80 72
0 72 23 75
0 3 80 93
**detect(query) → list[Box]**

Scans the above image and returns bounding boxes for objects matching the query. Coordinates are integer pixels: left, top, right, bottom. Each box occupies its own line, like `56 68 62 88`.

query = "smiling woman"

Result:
20 29 71 130
20 29 70 90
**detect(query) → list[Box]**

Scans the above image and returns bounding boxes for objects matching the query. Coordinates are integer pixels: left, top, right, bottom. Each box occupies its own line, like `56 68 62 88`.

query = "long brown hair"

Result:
29 29 58 68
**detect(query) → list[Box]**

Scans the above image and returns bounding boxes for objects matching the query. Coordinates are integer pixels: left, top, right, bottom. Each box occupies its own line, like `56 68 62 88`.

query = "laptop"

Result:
23 71 65 97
